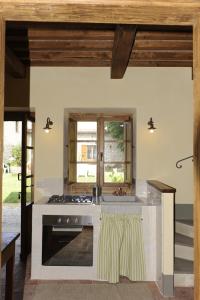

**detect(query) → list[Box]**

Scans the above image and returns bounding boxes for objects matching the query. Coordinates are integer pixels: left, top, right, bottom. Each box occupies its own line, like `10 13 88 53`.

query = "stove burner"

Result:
48 194 93 204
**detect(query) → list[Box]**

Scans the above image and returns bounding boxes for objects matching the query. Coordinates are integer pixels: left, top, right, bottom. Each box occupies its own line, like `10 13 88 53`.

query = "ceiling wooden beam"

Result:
28 59 192 68
5 47 26 78
18 49 192 60
111 25 137 79
29 59 111 67
28 28 114 40
7 30 192 43
130 61 192 67
131 50 192 61
136 31 192 40
16 49 192 66
134 40 192 51
23 50 112 60
32 39 113 50
5 26 194 69
8 39 192 52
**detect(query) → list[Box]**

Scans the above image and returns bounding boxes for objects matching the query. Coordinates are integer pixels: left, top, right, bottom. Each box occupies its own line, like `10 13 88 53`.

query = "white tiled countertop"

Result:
34 195 161 207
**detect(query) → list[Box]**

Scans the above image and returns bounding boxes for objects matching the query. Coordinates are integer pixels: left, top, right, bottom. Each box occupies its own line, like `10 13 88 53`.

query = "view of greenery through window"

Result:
3 173 21 203
104 121 127 183
3 122 22 203
3 121 33 203
71 117 132 185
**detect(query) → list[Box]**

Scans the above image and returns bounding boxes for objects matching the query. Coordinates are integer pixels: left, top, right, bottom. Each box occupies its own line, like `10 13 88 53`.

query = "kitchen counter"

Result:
31 180 175 297
33 196 160 218
31 195 159 281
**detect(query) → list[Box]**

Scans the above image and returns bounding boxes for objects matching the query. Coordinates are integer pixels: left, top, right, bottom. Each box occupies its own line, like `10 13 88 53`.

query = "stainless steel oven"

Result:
42 215 93 266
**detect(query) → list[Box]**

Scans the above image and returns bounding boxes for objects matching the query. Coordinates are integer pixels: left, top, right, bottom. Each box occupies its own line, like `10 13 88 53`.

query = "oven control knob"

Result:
57 217 62 224
74 217 78 224
66 217 70 224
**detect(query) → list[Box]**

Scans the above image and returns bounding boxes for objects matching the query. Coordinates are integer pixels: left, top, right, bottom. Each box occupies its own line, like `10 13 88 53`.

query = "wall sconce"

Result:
147 117 156 133
43 117 53 133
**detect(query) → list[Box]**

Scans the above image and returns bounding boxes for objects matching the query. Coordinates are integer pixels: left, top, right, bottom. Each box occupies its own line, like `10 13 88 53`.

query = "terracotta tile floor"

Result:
1 237 27 300
24 275 194 300
1 244 194 300
1 204 26 300
25 256 194 299
148 282 194 300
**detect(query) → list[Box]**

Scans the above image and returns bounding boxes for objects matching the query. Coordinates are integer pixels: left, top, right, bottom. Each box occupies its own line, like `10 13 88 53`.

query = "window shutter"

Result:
68 118 76 183
81 145 87 161
125 117 133 183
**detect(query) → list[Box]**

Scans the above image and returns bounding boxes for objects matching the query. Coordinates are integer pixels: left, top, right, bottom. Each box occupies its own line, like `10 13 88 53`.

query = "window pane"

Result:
104 163 131 183
26 149 33 176
104 141 131 162
77 122 97 141
77 164 96 183
26 176 33 204
104 121 131 141
26 186 32 204
105 141 125 162
27 121 33 147
77 142 97 162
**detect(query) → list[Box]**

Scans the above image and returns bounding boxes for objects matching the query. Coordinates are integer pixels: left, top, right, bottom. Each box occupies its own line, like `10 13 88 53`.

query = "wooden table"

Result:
1 232 20 300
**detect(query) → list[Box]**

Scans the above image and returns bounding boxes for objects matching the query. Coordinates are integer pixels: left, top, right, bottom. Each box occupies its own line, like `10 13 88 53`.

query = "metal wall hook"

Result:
176 155 193 169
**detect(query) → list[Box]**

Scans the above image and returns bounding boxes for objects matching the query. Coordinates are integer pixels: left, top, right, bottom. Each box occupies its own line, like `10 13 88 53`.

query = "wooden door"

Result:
20 113 35 261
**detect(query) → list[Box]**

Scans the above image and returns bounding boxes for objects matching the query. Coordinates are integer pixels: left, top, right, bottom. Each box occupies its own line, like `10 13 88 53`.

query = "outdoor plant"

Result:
106 122 124 151
109 170 124 183
11 144 21 166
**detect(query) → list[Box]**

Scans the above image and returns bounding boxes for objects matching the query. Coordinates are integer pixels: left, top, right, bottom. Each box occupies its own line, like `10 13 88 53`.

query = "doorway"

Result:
3 112 35 261
2 120 21 233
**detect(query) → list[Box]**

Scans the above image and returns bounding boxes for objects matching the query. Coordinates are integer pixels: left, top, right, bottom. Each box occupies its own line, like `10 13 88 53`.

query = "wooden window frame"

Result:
67 113 134 194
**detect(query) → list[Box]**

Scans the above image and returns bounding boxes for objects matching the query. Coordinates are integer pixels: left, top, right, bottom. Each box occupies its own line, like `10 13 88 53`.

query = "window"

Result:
68 114 133 193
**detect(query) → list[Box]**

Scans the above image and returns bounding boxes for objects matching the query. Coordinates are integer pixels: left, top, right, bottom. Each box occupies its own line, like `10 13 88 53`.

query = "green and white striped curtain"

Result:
97 213 145 283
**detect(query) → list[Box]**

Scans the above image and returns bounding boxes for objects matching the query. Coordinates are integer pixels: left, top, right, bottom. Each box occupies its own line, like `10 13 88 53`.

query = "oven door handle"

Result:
52 226 83 232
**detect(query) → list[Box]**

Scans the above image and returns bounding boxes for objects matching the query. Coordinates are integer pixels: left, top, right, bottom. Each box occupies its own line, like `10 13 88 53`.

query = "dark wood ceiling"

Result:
5 22 193 78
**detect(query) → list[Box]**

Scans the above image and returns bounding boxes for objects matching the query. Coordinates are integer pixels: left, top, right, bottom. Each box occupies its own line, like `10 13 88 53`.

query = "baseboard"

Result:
157 274 174 297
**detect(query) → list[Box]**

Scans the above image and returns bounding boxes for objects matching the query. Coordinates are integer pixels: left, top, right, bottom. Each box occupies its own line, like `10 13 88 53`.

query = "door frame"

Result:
0 15 5 270
0 1 200 298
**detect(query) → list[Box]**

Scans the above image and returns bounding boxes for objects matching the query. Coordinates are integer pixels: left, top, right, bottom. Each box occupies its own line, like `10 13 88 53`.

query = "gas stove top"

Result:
48 194 93 204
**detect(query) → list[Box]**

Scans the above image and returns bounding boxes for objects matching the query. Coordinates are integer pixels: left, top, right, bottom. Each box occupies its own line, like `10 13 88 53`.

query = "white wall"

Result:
30 67 193 204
